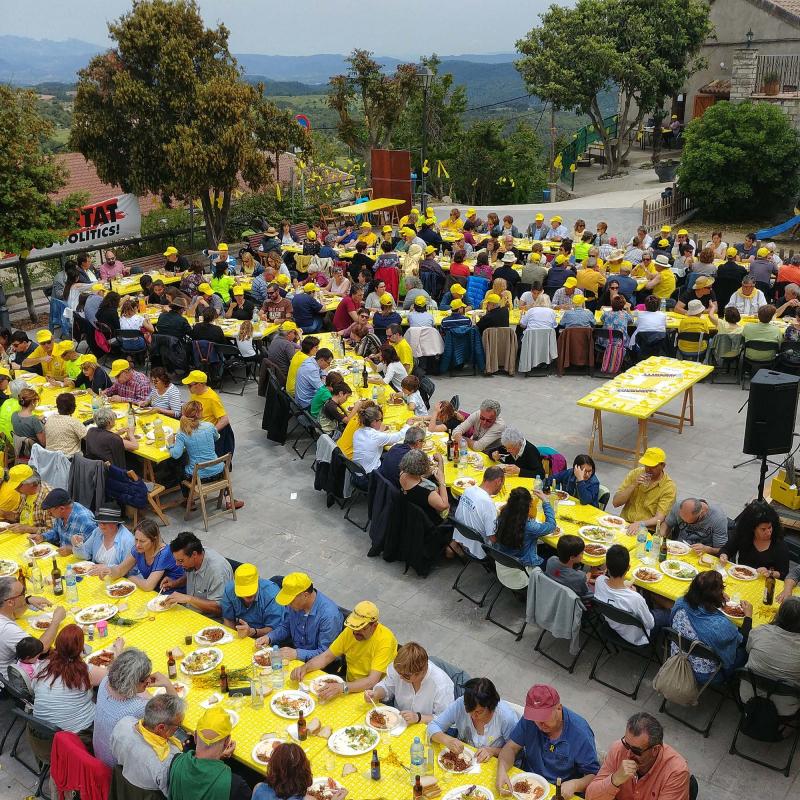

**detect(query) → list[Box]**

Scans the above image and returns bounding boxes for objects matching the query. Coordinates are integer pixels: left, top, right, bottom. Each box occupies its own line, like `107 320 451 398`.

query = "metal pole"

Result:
549 103 556 183
421 83 428 214
189 197 195 249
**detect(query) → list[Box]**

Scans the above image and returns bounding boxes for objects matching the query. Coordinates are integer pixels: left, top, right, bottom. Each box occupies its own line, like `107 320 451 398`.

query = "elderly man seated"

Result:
490 426 545 478
559 294 595 328
103 359 152 404
663 498 729 555
452 398 506 453
110 693 186 795
551 275 583 310
28 488 97 556
726 275 767 316
775 283 800 319
451 465 505 558
378 426 426 486
612 447 677 536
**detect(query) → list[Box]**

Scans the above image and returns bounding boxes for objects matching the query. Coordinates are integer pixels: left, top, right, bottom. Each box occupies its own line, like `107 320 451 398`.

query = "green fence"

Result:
558 114 618 184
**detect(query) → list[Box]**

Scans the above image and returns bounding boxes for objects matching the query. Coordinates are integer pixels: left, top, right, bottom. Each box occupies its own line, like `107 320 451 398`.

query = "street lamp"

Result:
416 62 433 214
745 28 754 48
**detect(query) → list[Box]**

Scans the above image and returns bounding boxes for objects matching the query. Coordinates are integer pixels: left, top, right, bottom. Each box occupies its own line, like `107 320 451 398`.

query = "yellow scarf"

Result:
136 720 181 761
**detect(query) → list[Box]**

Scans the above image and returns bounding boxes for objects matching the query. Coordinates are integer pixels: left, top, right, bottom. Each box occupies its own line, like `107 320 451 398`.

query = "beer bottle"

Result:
659 535 668 563
297 710 307 741
17 566 26 595
446 429 453 462
554 777 563 800
413 775 423 799
167 650 177 680
52 558 64 596
220 665 229 693
371 749 380 780
362 362 369 389
764 572 775 605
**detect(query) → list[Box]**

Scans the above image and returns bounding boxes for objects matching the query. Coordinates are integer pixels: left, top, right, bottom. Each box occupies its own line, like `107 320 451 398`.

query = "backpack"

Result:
740 695 783 742
653 635 718 706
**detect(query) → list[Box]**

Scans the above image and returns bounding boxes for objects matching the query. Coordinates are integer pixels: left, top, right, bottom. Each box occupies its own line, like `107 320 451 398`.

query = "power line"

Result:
463 93 533 113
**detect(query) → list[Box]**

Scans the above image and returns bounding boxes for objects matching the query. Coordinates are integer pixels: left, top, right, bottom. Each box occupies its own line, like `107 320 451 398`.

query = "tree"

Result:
0 86 86 321
678 101 800 219
70 0 309 246
328 49 418 179
516 0 711 178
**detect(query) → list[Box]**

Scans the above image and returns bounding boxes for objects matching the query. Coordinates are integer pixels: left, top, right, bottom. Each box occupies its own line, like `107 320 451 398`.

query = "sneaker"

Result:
226 499 245 510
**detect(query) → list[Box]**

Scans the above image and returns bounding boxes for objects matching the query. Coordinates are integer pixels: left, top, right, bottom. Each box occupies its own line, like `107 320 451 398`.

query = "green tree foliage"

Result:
516 0 711 177
0 86 86 320
678 101 800 219
70 0 309 246
450 120 546 205
328 49 419 179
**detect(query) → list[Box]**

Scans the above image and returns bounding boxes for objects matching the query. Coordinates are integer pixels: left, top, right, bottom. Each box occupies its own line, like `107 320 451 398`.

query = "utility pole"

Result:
549 103 557 183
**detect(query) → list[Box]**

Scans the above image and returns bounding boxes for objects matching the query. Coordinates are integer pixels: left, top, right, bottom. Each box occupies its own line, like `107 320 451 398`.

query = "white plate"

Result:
511 772 552 800
105 580 136 599
84 647 116 667
365 705 402 732
444 786 495 800
251 737 285 766
28 613 54 630
660 560 698 581
327 725 379 756
0 558 18 577
453 477 476 489
666 541 690 556
71 561 95 577
598 514 626 528
194 626 234 646
307 777 345 800
270 690 315 719
308 674 344 695
578 525 616 544
180 647 223 675
727 564 758 582
253 648 272 670
438 746 477 774
24 543 57 560
151 681 189 698
721 602 747 621
74 604 118 625
147 595 171 612
632 566 663 583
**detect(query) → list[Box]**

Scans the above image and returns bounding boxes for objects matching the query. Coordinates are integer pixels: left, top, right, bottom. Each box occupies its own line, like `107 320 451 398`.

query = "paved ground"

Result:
1 367 798 800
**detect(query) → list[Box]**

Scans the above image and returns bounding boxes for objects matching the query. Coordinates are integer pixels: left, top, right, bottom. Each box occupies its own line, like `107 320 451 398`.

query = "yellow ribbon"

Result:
553 153 563 170
136 721 181 761
422 159 430 175
569 163 577 173
436 160 449 179
275 182 282 201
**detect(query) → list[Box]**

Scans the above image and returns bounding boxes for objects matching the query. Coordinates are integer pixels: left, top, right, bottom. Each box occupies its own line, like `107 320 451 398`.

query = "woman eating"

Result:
119 297 154 339
351 406 406 481
719 500 790 579
366 641 454 725
551 454 600 507
95 290 122 333
370 344 408 391
42 392 87 456
348 321 382 359
397 449 449 524
427 677 520 762
167 400 224 492
253 742 345 800
85 406 138 468
12 387 46 448
72 506 135 567
493 487 556 568
144 366 182 418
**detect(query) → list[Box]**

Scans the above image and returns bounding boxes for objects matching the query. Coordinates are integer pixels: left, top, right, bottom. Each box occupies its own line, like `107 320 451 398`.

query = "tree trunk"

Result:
199 193 217 248
18 258 38 323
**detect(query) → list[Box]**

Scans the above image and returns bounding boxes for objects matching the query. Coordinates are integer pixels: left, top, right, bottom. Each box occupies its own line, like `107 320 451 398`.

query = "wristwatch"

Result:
342 683 350 695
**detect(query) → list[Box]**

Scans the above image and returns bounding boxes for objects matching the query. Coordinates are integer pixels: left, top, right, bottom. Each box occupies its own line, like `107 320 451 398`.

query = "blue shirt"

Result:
509 709 600 784
267 590 343 661
169 422 222 479
291 293 323 329
427 697 519 749
551 468 601 508
294 358 323 409
131 545 184 585
494 501 556 566
373 311 401 340
221 577 284 631
440 313 471 332
252 786 302 800
42 502 97 547
73 524 134 567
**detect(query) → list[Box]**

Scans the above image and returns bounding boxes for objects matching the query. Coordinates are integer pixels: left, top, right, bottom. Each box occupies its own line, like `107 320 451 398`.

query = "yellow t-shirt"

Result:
440 218 464 233
651 269 676 300
576 268 606 296
619 467 677 524
357 233 377 248
329 624 398 681
286 351 309 397
392 338 414 374
195 387 227 425
29 345 66 380
0 481 20 513
677 316 712 353
337 416 359 459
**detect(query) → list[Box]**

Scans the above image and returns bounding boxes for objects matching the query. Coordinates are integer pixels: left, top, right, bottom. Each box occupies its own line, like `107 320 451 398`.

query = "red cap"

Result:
524 684 560 721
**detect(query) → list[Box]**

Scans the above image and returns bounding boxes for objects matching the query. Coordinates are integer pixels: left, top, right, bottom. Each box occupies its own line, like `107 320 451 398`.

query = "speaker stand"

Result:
757 454 770 501
732 455 781 471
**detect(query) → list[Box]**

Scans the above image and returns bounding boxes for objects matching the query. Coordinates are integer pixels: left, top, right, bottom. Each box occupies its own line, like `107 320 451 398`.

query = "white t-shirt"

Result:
0 615 27 674
381 361 408 391
353 426 406 473
95 541 116 566
593 575 654 646
237 337 257 358
120 314 146 331
520 307 557 330
405 391 427 415
374 661 455 716
634 310 666 333
454 486 497 558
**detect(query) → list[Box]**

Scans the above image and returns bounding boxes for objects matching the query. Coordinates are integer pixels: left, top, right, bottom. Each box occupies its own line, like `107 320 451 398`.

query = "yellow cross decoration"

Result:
569 163 577 173
553 153 563 170
422 159 430 175
275 183 282 201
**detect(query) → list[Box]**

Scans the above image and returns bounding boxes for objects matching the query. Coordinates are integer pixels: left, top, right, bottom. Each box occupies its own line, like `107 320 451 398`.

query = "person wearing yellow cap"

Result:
190 282 224 319
559 291 596 329
576 250 607 297
0 367 10 404
104 358 152 404
547 216 568 241
220 563 283 640
99 249 128 282
438 281 468 311
612 447 676 535
22 329 67 381
464 207 485 233
477 292 510 334
162 245 188 272
526 212 548 240
714 248 749 311
210 257 235 304
73 352 113 393
440 207 464 234
224 284 255 321
52 340 83 384
181 369 230 431
357 221 377 248
372 293 402 341
290 600 398 698
168 704 249 800
670 228 696 261
408 293 435 328
290 278 325 334
441 297 472 332
253 572 343 663
749 246 779 294
4 464 53 537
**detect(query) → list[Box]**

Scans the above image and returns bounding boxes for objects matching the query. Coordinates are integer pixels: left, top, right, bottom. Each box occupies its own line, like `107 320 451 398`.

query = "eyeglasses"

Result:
621 737 656 757
5 591 25 603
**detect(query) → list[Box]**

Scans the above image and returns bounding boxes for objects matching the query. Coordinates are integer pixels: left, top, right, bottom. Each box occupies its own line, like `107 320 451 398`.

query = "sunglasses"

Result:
621 737 656 757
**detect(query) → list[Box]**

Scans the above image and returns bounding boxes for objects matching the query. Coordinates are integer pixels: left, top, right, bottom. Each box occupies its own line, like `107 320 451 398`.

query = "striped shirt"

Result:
149 384 182 415
93 676 148 767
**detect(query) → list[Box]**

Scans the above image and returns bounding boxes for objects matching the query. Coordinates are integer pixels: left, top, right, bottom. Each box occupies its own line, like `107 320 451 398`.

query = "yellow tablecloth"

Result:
335 198 405 216
111 273 181 296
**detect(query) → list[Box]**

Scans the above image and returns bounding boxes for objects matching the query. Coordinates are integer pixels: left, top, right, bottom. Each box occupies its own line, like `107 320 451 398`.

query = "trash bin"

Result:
542 189 551 202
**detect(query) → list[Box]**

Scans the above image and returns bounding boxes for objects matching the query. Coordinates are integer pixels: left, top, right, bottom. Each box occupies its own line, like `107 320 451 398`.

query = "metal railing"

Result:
754 54 800 94
559 114 619 184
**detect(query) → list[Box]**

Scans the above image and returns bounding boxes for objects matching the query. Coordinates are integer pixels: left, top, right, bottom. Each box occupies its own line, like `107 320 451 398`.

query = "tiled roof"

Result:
767 0 800 17
698 79 731 96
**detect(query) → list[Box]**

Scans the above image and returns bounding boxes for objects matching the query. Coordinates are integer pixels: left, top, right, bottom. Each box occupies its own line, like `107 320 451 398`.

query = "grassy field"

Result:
269 94 339 129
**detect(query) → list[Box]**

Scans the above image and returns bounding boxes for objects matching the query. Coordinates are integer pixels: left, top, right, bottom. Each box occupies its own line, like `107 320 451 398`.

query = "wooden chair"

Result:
182 453 236 531
319 204 336 228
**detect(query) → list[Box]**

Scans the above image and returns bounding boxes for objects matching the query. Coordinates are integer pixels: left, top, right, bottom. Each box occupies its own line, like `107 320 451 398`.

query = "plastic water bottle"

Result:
636 525 648 560
65 564 78 604
459 440 468 463
643 537 653 565
651 526 663 564
31 561 43 593
271 645 284 690
410 736 424 782
153 417 165 447
660 298 667 313
91 394 100 416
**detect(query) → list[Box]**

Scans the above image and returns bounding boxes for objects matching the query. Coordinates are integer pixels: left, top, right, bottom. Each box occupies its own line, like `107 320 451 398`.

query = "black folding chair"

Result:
449 520 497 606
12 707 61 797
340 457 369 531
0 670 32 763
291 408 323 459
483 545 529 640
588 598 661 699
658 627 732 737
729 668 800 775
214 342 250 396
740 341 779 389
675 331 707 363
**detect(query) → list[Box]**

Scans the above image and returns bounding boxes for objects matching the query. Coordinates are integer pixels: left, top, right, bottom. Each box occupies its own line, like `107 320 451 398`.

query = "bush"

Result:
677 101 800 219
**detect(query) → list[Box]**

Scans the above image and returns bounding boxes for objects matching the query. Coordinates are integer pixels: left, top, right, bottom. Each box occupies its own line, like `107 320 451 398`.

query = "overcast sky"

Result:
0 0 565 57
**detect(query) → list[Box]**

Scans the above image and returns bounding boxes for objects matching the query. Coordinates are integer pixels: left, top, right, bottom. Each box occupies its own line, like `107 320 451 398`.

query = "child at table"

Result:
14 637 44 686
400 375 427 416
236 320 258 361
544 535 593 597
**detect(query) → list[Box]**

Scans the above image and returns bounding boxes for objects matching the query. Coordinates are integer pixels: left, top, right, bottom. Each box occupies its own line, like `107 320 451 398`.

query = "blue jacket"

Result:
465 276 490 309
551 468 601 508
105 465 148 509
440 326 485 373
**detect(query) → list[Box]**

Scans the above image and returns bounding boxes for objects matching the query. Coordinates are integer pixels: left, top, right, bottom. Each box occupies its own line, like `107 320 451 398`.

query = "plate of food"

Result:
306 777 345 800
270 690 315 719
253 648 272 669
632 566 663 583
454 477 477 490
251 736 285 766
0 558 18 577
180 647 223 675
467 454 484 469
85 648 116 667
71 561 95 576
327 725 379 756
660 560 698 581
194 626 233 646
309 674 343 696
438 746 476 774
583 543 608 557
598 514 626 529
24 543 56 560
105 580 136 598
666 541 690 556
578 525 616 544
29 613 54 630
728 564 758 581
365 705 402 732
147 595 171 612
74 604 118 625
200 693 224 709
551 490 570 501
151 682 189 698
443 787 494 800
511 773 551 800
386 395 406 406
721 601 747 620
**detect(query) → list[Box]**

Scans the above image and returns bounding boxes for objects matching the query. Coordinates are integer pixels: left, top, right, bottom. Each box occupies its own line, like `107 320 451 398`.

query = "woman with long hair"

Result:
426 400 468 433
11 387 46 447
720 500 790 578
252 742 338 800
373 344 408 391
168 399 224 491
493 487 556 567
180 260 206 297
96 290 122 332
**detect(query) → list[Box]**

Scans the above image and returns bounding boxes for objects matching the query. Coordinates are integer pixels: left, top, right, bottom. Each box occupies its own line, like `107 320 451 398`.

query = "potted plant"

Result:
762 71 781 96
654 159 679 182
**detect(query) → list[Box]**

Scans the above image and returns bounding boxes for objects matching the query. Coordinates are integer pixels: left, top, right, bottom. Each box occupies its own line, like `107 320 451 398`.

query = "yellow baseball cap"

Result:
109 358 131 378
36 330 53 344
233 563 259 597
550 215 562 224
360 222 372 229
401 227 415 237
564 277 578 288
344 600 379 630
726 246 738 257
425 245 436 255
382 225 393 233
677 229 688 236
0 368 10 379
56 340 76 356
80 354 98 366
276 274 290 285
572 294 586 305
275 572 313 605
91 283 104 292
485 292 501 304
196 706 232 745
379 293 393 305
306 230 317 240
182 369 208 385
163 246 178 257
7 464 34 490
451 284 466 296
414 295 428 307
467 208 476 216
757 247 769 257
411 207 420 214
303 282 317 293
555 254 567 265
639 447 666 467
658 239 670 247
198 283 213 295
535 213 544 221
217 243 228 251
280 320 298 332
450 298 465 310
660 225 672 233
232 286 244 296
